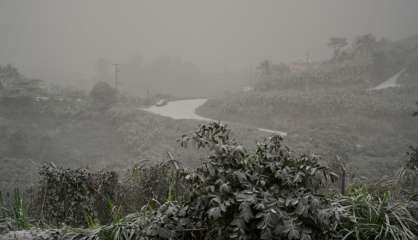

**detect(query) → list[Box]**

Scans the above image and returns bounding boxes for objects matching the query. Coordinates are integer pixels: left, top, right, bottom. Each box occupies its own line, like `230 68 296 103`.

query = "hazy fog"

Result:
1 0 418 86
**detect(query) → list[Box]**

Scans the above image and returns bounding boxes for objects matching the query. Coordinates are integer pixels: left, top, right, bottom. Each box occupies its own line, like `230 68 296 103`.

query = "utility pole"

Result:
249 64 253 85
113 63 120 91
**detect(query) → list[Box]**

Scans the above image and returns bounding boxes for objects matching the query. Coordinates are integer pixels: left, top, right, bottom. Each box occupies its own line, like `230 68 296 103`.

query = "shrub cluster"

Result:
72 123 342 240
80 122 418 240
36 163 118 227
90 81 117 112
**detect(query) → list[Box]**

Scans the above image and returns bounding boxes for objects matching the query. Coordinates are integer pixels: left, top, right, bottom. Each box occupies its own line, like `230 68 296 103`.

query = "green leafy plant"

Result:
84 210 99 229
12 189 30 230
107 199 123 224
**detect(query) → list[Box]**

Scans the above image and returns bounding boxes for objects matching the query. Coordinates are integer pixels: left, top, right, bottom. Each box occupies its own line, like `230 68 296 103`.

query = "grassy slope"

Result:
107 104 271 168
0 100 270 192
197 85 418 179
0 102 135 191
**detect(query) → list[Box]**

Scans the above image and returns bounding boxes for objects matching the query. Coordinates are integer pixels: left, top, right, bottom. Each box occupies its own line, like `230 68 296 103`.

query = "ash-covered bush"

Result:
85 122 343 240
89 81 117 111
400 146 418 200
177 122 342 240
101 122 417 240
37 163 118 227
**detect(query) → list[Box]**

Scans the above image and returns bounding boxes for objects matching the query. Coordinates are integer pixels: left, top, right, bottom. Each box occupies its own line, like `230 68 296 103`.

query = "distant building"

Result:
288 62 310 73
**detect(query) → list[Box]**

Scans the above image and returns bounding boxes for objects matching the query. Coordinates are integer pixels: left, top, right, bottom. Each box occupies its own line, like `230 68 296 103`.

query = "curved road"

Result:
142 98 287 136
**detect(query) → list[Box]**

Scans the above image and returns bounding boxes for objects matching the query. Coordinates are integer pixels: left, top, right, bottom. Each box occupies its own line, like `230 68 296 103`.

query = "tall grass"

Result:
337 187 418 240
0 189 31 230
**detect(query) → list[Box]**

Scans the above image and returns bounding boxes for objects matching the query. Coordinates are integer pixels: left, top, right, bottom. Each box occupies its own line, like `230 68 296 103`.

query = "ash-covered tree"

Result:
0 64 42 103
328 37 348 59
89 81 117 111
353 33 377 54
257 60 272 77
0 64 21 89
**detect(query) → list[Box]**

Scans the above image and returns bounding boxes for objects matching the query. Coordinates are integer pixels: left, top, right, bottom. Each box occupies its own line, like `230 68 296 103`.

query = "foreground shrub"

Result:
37 163 118 227
79 122 342 240
178 122 342 240
400 146 418 200
96 202 202 240
98 122 417 240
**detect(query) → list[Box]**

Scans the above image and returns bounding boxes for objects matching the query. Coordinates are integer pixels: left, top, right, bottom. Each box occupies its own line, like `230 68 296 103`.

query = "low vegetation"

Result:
337 187 418 240
0 122 417 240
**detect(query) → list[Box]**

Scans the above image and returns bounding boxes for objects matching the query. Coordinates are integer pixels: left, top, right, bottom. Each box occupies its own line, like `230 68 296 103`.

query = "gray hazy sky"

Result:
1 0 418 82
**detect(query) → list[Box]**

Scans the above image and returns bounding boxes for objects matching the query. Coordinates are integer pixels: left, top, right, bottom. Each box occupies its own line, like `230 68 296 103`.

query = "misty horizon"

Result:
1 0 418 85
